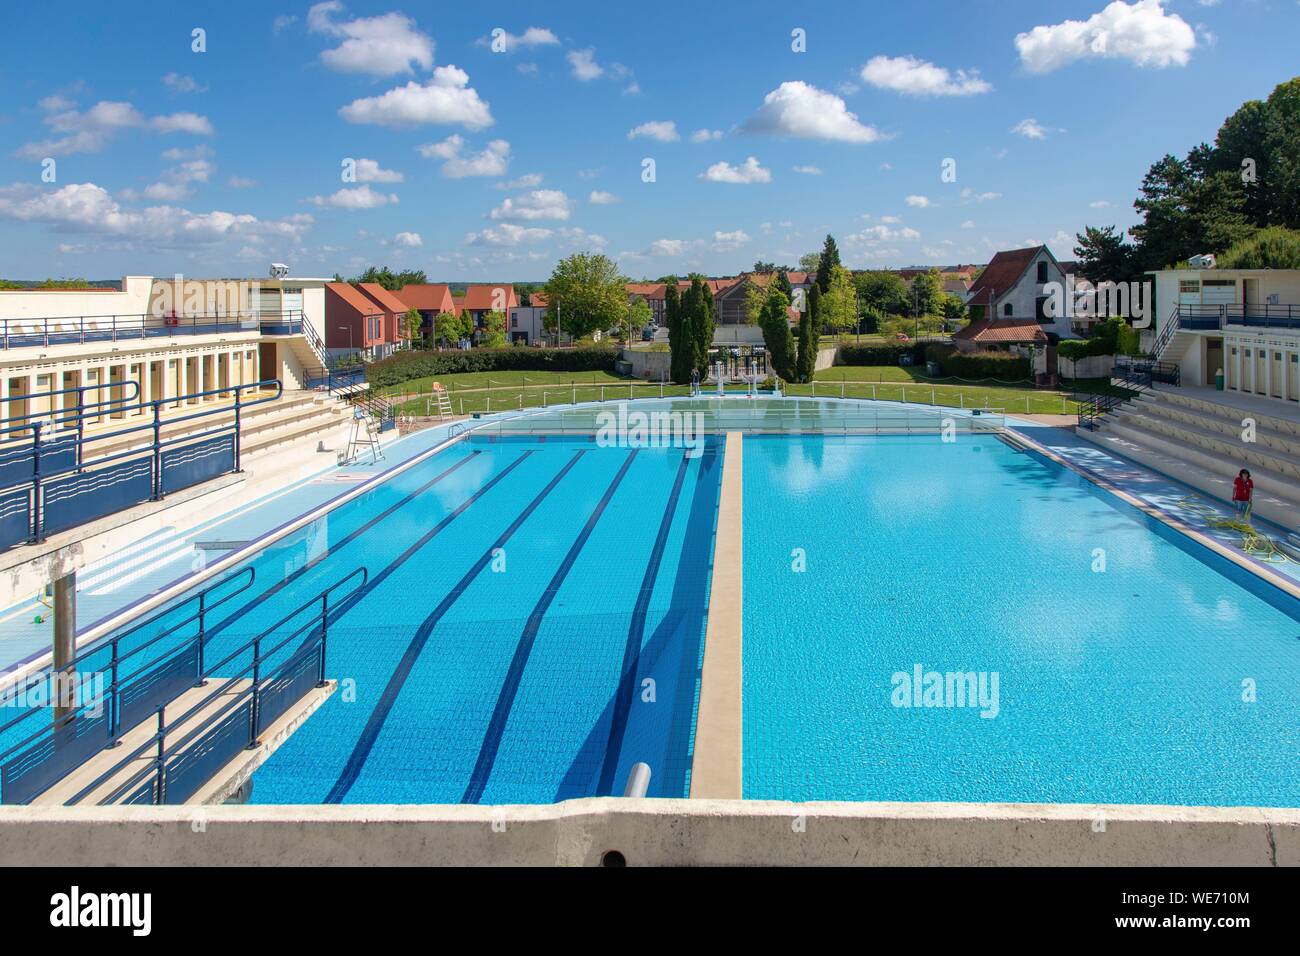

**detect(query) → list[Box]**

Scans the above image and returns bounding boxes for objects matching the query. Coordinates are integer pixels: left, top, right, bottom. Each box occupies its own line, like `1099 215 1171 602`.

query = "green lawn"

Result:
375 362 1125 418
787 366 1128 415
387 373 696 416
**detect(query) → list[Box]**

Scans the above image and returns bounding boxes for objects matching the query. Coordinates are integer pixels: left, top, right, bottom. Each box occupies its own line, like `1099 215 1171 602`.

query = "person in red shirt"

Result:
1232 468 1254 518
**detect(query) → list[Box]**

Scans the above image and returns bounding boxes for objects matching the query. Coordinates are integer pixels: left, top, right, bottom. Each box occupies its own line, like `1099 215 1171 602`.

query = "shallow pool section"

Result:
215 435 723 803
743 433 1300 807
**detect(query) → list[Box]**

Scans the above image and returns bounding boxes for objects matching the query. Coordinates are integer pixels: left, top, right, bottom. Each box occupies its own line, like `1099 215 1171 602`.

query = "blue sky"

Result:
0 0 1297 281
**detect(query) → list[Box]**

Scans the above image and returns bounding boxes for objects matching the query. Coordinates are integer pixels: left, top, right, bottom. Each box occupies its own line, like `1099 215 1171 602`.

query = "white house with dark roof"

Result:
966 245 1076 341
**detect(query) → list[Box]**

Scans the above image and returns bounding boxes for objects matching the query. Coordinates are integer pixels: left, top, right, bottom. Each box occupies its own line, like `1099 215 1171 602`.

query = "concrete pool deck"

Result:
690 431 743 800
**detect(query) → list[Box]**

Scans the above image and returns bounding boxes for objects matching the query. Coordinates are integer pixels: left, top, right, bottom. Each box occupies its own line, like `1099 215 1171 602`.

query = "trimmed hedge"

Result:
938 350 1030 380
1057 337 1113 362
366 346 620 389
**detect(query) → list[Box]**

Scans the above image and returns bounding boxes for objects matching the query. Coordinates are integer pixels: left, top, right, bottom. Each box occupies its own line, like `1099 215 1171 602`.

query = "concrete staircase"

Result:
1091 388 1300 520
79 391 354 465
1155 329 1197 367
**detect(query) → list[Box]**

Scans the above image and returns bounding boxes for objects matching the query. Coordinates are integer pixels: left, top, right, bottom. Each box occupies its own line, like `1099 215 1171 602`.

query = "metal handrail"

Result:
0 378 284 546
1150 307 1181 361
0 567 257 765
0 310 306 350
62 566 368 805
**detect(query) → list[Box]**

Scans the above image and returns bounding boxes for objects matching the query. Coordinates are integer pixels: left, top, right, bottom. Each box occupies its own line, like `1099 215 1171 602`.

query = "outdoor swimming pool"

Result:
744 432 1300 807
14 397 1297 809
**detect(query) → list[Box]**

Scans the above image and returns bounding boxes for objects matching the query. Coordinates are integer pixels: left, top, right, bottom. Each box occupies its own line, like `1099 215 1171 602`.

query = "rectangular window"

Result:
1036 261 1049 283
1179 280 1200 294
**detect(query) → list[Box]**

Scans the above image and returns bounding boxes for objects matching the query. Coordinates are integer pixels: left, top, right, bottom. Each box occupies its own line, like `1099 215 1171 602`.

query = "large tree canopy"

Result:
349 266 427 290
543 252 630 340
1117 75 1300 270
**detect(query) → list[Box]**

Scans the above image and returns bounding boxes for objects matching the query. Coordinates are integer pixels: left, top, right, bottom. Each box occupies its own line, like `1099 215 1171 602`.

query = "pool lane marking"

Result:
689 430 744 800
461 449 640 804
595 450 692 796
202 450 485 641
325 449 588 803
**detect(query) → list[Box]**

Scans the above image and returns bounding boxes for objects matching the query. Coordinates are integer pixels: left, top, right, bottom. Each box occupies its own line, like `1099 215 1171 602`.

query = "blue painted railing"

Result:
0 566 367 805
1177 303 1300 331
0 378 283 551
0 310 306 350
304 364 366 393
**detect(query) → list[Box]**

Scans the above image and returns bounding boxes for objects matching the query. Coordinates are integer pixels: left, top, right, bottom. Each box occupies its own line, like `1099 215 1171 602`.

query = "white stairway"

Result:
1087 387 1300 525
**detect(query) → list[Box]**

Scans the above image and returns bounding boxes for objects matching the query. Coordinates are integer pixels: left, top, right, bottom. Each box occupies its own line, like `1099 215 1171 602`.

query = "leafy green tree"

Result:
664 277 691 384
623 298 653 342
433 310 469 346
349 266 427 290
821 265 857 334
757 286 796 381
940 292 967 323
798 252 822 274
1219 226 1300 268
854 271 909 323
807 281 822 344
752 260 776 273
479 310 507 348
543 252 630 340
696 280 715 373
1073 225 1139 283
909 269 943 318
795 304 815 383
814 234 841 294
402 307 423 346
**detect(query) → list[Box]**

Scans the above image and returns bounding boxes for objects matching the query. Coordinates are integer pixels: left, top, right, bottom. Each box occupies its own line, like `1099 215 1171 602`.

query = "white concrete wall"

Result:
0 800 1293 866
712 325 764 345
622 348 671 380
0 276 153 320
1059 354 1115 380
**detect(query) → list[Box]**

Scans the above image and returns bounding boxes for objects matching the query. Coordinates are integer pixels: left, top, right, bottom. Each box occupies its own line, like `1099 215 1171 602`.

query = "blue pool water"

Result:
87 434 721 804
743 433 1300 807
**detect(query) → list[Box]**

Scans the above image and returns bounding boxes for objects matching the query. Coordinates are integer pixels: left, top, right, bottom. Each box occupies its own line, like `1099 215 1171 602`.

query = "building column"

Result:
52 570 76 725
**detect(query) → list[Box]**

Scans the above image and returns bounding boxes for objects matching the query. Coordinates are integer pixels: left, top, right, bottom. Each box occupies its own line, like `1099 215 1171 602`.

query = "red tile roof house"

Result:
458 284 519 342
357 283 414 353
626 283 668 326
393 283 457 339
957 245 1080 382
325 282 395 360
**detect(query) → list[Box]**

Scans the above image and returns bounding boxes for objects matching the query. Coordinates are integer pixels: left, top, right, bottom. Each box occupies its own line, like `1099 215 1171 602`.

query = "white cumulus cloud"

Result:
1015 0 1196 73
417 135 510 177
477 27 560 52
628 120 679 142
700 156 771 184
567 48 604 81
589 190 619 204
743 81 882 143
352 158 404 183
489 189 571 221
859 55 991 96
307 1 434 76
339 65 493 129
306 184 398 209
